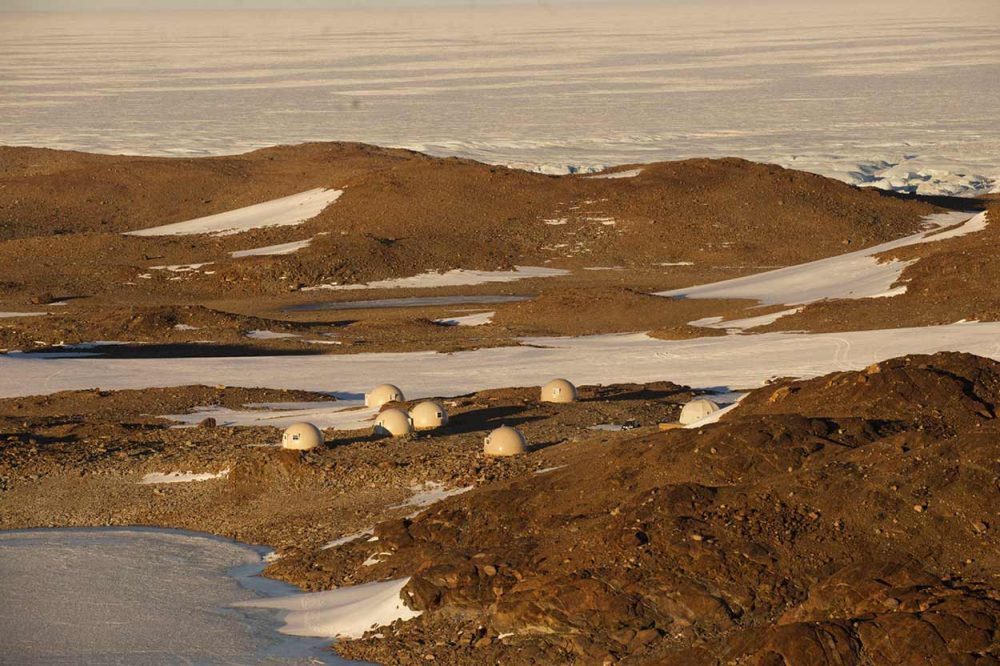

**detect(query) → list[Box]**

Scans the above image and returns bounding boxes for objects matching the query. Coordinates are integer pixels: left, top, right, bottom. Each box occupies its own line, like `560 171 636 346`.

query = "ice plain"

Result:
1 0 997 195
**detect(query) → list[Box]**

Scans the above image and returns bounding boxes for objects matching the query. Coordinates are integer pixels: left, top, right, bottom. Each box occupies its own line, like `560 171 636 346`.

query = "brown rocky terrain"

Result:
3 354 1000 665
318 353 1000 665
0 379 695 554
4 143 1000 666
0 142 965 356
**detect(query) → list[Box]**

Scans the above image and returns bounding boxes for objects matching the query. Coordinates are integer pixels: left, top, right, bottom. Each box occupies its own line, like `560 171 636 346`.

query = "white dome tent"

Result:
484 425 528 456
366 384 405 408
281 422 323 450
410 400 449 431
374 408 414 437
678 398 721 426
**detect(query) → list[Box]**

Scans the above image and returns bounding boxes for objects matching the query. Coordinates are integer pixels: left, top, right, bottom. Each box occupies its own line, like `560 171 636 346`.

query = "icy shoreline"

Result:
0 528 365 665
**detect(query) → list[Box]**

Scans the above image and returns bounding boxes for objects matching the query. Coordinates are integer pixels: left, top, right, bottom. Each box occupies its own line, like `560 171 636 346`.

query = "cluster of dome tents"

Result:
280 379 721 454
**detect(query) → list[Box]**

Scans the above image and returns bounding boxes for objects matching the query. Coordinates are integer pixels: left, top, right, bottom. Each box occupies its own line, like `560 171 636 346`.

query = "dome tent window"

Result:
541 378 577 404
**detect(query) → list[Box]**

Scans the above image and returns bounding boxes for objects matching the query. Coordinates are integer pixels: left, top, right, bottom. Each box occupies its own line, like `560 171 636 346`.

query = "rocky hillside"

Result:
318 353 1000 665
0 143 934 301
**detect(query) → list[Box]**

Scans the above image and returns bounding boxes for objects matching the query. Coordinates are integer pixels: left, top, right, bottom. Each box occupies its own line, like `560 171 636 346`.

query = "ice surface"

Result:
164 399 376 431
306 266 568 291
5 323 1000 400
658 211 983 307
0 528 355 664
289 295 531 311
2 2 997 196
125 189 342 237
234 577 421 640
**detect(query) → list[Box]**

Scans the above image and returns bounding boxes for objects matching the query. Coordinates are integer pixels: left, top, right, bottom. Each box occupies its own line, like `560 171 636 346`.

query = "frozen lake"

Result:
5 323 1000 401
1 0 998 195
288 294 530 311
0 528 357 665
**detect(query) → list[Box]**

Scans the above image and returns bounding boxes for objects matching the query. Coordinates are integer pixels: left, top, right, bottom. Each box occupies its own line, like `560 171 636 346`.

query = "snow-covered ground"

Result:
658 211 984 315
4 323 1000 401
305 266 568 291
2 1 997 195
0 528 354 664
125 189 342 237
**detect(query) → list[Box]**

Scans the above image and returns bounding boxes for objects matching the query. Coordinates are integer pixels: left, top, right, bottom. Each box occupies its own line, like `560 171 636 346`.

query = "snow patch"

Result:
660 211 983 308
163 399 376 432
389 482 473 512
690 308 804 332
149 263 212 273
321 530 372 550
246 330 300 340
125 189 342 237
231 238 314 258
586 168 643 179
140 469 230 484
233 577 421 639
433 311 494 326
